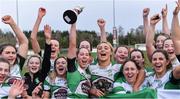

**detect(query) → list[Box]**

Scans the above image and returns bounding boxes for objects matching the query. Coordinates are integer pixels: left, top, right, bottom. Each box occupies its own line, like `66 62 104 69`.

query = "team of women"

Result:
0 1 180 98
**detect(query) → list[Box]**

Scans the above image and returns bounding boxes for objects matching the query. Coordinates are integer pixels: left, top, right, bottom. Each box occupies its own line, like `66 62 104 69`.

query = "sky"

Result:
0 0 178 35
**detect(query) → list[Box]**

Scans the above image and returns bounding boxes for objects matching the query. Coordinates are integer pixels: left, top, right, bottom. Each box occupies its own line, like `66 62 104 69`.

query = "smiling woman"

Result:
146 50 180 90
23 42 51 96
23 26 52 97
0 57 11 98
0 57 10 85
43 56 68 98
123 60 140 85
0 57 29 99
27 55 41 74
88 41 118 97
112 59 147 94
1 15 28 77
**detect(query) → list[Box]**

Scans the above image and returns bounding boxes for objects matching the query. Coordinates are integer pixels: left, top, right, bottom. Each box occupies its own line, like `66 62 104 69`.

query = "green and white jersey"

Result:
67 66 91 98
147 70 180 89
50 59 55 71
10 64 21 77
145 68 154 77
112 77 148 94
113 64 122 80
0 83 10 98
88 63 121 93
44 76 69 98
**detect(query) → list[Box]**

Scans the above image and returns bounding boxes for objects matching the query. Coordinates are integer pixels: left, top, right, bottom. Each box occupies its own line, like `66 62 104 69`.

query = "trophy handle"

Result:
63 6 84 24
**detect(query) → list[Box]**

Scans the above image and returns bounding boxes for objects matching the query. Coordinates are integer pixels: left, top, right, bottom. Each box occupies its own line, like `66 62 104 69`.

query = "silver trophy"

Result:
63 6 84 24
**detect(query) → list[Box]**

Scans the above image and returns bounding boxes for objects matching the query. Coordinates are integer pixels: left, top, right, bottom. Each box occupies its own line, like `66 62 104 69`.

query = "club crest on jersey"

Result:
81 81 91 94
54 87 68 99
91 71 97 75
35 78 40 84
93 78 113 93
107 70 113 77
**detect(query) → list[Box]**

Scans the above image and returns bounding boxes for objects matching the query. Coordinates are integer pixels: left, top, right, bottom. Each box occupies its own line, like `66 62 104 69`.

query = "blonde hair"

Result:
97 41 114 61
23 54 42 74
97 41 114 52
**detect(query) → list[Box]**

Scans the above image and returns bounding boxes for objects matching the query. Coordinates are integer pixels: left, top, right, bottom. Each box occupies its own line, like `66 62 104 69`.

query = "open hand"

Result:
8 80 25 98
44 24 52 41
89 88 105 97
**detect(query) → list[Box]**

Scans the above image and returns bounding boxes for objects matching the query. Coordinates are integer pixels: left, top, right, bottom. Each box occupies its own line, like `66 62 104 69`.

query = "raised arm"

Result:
30 7 46 54
150 14 161 36
41 25 51 80
162 4 170 35
67 23 77 59
43 25 51 45
2 15 28 58
172 0 180 55
97 18 107 42
143 8 150 37
146 14 161 59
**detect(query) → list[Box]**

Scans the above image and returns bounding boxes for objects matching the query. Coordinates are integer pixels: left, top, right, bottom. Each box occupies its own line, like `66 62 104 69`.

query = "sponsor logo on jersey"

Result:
54 87 67 99
93 78 113 93
81 81 91 94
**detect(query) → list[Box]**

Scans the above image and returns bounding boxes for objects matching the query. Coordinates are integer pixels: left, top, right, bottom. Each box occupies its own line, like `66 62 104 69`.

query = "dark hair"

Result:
122 59 141 70
0 56 10 70
130 49 144 59
155 33 170 42
54 56 67 68
151 49 172 70
78 40 92 51
50 56 67 81
162 38 172 48
76 48 91 57
155 33 170 48
114 45 129 54
0 44 17 54
0 44 17 64
119 58 141 77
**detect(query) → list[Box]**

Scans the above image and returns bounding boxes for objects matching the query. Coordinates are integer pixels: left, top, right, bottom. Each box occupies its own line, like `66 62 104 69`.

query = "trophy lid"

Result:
63 10 77 24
